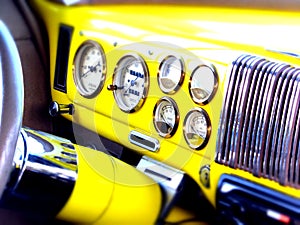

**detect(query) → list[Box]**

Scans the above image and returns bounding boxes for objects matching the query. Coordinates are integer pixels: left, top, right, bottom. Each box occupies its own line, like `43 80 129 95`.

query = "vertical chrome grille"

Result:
216 54 300 188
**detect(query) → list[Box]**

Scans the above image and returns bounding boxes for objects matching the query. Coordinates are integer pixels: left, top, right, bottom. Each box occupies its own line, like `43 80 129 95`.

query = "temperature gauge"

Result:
158 56 185 94
153 97 179 138
183 108 211 150
73 41 106 98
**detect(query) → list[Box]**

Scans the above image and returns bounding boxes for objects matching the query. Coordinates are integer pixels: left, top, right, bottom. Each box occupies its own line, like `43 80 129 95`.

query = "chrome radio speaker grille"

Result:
216 54 300 188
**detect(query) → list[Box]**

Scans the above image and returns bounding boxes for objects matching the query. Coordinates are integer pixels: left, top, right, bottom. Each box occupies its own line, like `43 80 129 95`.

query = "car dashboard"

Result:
4 0 300 224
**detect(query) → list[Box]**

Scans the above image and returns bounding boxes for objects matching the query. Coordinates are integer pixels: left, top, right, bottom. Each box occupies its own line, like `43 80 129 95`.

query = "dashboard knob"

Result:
49 101 74 117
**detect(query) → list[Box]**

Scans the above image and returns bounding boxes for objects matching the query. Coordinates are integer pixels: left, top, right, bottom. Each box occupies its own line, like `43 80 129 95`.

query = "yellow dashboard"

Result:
30 0 300 219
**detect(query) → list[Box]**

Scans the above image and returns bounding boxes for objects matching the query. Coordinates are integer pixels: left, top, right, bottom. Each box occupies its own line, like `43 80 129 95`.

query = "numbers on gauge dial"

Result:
153 97 179 138
122 61 145 101
112 55 149 112
74 41 106 97
183 108 211 150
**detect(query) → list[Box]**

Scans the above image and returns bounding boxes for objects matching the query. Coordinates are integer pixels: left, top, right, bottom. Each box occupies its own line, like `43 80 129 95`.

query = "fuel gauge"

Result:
183 108 211 150
153 97 179 138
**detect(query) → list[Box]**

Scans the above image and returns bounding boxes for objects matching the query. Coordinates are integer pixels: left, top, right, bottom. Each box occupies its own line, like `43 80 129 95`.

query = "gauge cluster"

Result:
71 40 219 152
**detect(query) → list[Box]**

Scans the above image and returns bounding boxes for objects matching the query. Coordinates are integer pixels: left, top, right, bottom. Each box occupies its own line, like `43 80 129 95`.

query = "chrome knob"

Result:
49 101 74 117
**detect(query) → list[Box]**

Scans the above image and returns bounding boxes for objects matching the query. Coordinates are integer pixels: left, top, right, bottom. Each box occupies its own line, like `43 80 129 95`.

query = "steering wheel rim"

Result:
0 21 24 198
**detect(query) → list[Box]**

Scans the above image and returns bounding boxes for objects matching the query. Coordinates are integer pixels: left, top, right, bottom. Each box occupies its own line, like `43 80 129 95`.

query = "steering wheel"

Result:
0 21 24 198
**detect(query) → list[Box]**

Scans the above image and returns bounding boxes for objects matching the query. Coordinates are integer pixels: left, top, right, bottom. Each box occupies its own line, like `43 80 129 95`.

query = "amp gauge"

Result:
153 97 179 138
183 108 211 150
73 41 106 98
189 65 218 105
158 56 185 94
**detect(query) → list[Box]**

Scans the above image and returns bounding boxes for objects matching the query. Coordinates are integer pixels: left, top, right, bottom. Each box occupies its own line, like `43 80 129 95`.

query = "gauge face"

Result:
153 97 179 138
189 65 218 105
113 55 149 112
183 108 211 150
73 41 106 98
158 56 185 94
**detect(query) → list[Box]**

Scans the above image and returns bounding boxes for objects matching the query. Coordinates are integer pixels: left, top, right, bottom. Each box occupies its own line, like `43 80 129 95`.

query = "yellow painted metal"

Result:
30 0 300 221
57 144 162 224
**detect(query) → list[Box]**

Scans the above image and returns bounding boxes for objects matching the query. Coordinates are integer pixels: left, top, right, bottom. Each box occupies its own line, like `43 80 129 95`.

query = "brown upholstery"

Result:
0 0 52 133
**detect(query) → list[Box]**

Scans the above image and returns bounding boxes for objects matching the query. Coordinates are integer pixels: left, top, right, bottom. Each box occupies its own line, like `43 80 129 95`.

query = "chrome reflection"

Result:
189 64 218 105
4 128 77 216
216 54 300 189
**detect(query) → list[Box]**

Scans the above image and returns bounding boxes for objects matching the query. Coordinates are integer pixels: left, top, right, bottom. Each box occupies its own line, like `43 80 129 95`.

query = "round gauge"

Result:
183 108 211 150
112 55 149 112
158 56 185 94
189 65 218 105
73 41 106 98
153 97 179 138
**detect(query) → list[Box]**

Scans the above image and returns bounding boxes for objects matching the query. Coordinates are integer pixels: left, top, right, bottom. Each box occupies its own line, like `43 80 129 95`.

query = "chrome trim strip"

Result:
226 55 254 167
239 58 267 169
230 56 259 168
216 54 249 165
48 0 81 5
254 63 289 176
279 71 300 185
264 67 295 177
137 156 184 190
129 130 160 152
216 54 300 188
235 57 266 168
250 61 276 171
267 49 300 59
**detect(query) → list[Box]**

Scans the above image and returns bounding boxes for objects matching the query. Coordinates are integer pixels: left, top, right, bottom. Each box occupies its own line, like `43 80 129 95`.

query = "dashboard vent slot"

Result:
54 24 74 93
216 54 300 188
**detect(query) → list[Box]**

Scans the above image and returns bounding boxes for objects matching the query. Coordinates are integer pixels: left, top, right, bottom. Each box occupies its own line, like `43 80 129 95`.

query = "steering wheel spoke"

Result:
0 20 24 198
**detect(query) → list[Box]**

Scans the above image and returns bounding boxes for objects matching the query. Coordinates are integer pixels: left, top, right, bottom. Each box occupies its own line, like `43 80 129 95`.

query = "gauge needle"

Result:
191 87 210 99
81 62 101 78
191 125 204 139
160 113 173 129
123 76 139 95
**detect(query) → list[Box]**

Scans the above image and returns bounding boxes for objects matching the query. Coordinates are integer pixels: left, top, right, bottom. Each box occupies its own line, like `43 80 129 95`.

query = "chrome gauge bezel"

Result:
153 97 180 138
183 107 211 150
157 55 185 94
73 40 106 98
189 64 218 105
112 54 149 113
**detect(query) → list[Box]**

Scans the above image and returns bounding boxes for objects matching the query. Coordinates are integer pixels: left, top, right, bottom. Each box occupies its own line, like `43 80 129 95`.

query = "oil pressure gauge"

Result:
158 56 185 94
189 65 218 105
73 41 106 98
111 55 149 113
183 108 211 150
153 97 179 138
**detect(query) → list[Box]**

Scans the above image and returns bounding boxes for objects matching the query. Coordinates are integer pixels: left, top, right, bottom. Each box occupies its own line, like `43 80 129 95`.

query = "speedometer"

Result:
112 55 149 113
73 41 106 98
183 108 211 150
153 97 179 138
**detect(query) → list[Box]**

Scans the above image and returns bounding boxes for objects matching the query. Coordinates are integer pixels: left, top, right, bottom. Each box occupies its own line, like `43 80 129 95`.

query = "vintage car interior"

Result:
0 0 300 224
